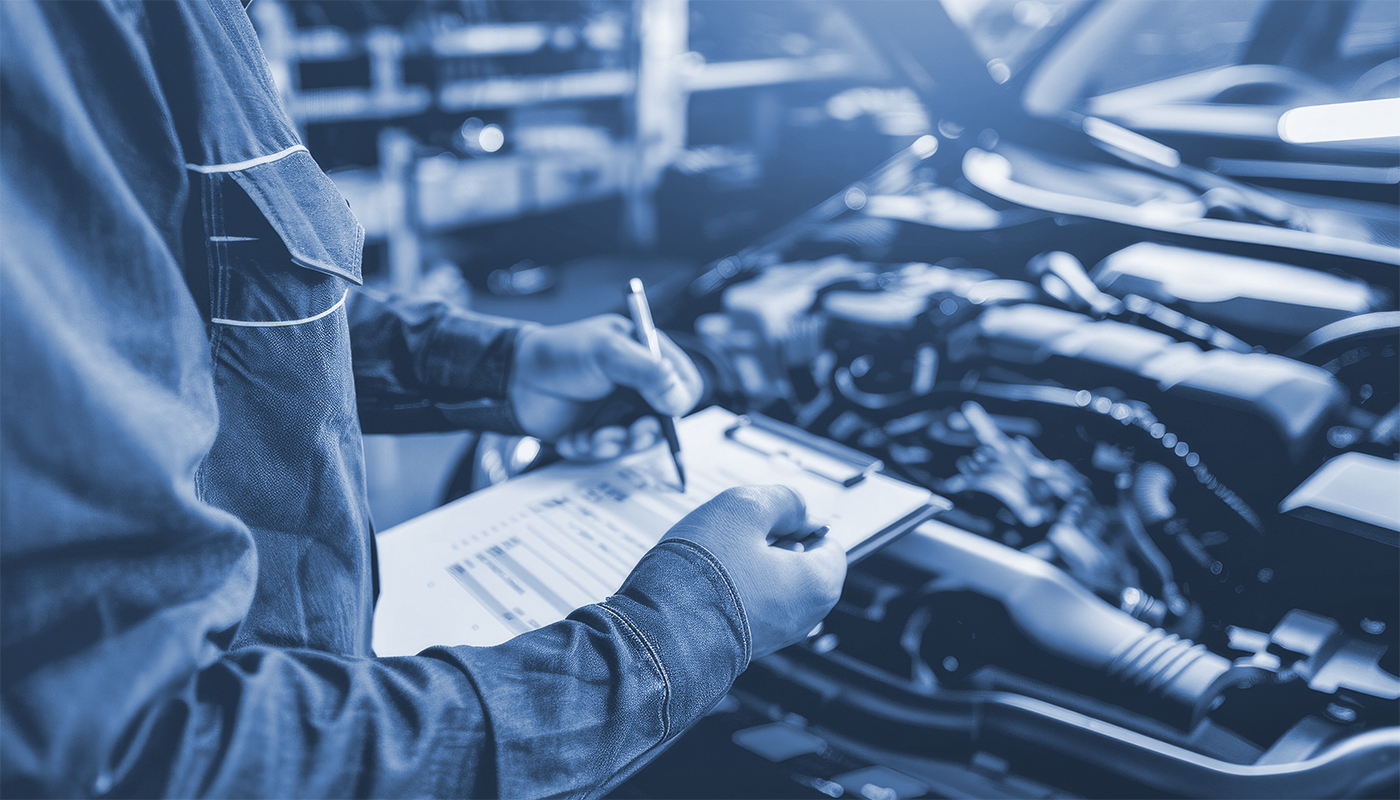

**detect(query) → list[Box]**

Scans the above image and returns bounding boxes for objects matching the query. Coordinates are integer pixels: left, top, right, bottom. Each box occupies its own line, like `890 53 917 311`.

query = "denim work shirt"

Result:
0 2 749 797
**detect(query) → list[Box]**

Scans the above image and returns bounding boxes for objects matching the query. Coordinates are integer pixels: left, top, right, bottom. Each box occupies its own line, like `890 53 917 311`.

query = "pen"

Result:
625 278 686 491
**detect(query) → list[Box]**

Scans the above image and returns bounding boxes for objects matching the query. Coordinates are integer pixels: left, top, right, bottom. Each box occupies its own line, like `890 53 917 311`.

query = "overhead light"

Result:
1278 97 1400 144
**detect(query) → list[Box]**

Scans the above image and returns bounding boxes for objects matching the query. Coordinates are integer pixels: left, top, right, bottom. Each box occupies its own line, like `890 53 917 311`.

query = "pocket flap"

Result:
227 150 364 285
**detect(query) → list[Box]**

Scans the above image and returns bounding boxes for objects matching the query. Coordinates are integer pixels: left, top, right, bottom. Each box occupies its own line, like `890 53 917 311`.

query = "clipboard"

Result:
372 406 946 654
720 413 942 561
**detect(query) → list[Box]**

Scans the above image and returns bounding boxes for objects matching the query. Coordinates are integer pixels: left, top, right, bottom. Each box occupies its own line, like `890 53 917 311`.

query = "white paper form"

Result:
372 406 937 654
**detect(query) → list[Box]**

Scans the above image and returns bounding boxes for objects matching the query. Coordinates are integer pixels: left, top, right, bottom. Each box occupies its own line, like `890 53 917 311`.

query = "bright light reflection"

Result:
511 437 541 471
479 124 505 153
1278 97 1400 144
1084 117 1180 168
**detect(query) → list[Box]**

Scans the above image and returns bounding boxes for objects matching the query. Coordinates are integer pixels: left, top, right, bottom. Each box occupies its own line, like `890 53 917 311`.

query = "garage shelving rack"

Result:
250 0 869 292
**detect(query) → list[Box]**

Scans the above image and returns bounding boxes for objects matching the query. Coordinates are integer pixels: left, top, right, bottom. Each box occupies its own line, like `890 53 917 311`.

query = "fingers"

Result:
511 314 703 446
556 433 581 459
669 485 807 544
590 427 627 460
660 484 845 661
553 418 663 462
653 484 846 660
596 332 666 385
628 416 660 451
555 426 627 461
653 332 704 415
594 324 702 417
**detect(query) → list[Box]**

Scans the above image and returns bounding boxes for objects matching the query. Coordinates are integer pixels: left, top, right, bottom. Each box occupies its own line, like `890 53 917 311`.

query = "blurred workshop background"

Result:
245 0 1397 530
247 0 926 526
249 3 1399 797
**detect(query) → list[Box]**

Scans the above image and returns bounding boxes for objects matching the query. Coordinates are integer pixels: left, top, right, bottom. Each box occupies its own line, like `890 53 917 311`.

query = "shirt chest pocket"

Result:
189 149 375 653
198 149 364 327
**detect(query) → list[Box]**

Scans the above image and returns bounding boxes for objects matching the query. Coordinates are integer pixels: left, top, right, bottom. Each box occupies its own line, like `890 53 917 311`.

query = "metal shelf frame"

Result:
251 0 864 291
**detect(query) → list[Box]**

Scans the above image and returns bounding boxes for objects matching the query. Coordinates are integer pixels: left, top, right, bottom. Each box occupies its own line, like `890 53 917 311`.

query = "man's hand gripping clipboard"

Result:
372 406 948 654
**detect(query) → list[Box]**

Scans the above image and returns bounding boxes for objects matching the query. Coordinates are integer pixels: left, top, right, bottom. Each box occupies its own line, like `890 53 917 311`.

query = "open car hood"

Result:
839 0 1400 267
837 0 1031 130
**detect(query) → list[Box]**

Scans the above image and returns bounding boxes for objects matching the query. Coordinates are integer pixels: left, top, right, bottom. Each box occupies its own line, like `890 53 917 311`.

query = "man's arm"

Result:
347 289 533 434
0 195 751 794
1 206 761 795
1 4 843 796
348 291 708 463
1 4 746 794
4 446 748 800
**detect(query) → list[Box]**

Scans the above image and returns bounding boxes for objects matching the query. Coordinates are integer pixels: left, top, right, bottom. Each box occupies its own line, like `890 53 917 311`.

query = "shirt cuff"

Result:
425 314 537 403
429 316 539 434
599 538 751 739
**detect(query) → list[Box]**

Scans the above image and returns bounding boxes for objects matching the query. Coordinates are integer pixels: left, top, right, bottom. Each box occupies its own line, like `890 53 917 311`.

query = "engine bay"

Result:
612 126 1400 798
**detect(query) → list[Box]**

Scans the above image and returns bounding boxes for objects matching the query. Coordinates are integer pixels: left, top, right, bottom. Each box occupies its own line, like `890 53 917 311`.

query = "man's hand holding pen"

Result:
506 302 847 657
507 312 703 457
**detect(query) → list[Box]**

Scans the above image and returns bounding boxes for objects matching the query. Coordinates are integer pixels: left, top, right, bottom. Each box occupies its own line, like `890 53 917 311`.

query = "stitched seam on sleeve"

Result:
595 600 672 741
653 539 752 665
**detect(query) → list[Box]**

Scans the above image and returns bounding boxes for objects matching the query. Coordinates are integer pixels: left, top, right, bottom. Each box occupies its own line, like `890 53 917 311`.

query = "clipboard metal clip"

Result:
724 413 883 487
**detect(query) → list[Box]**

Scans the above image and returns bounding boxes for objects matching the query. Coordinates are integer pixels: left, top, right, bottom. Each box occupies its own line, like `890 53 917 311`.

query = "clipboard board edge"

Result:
740 412 884 472
845 502 945 564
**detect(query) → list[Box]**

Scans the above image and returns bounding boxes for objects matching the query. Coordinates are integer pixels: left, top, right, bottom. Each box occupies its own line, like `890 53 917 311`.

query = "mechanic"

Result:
0 1 846 796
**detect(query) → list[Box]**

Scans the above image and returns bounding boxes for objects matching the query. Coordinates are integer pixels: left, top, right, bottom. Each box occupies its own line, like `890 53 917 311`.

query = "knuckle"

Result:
763 486 805 527
741 485 797 523
704 488 754 525
600 333 634 359
720 485 762 504
826 578 846 606
597 313 632 336
772 484 805 514
801 557 845 607
713 485 767 516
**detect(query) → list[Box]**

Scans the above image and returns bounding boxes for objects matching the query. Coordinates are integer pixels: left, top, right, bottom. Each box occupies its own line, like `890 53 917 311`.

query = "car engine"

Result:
611 120 1400 797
